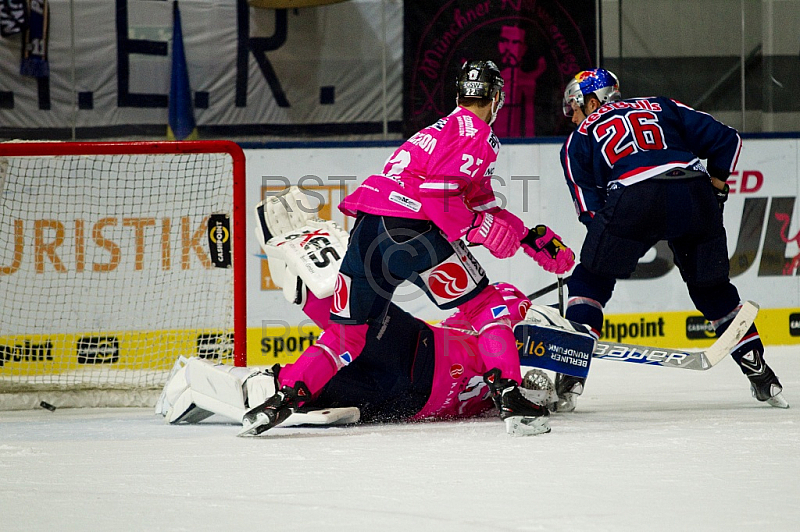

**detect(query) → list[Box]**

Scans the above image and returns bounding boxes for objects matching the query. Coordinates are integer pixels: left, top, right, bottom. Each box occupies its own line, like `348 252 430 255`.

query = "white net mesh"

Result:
0 143 241 409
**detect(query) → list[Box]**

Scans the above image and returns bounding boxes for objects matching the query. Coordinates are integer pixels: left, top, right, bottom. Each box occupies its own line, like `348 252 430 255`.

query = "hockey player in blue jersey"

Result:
555 68 788 412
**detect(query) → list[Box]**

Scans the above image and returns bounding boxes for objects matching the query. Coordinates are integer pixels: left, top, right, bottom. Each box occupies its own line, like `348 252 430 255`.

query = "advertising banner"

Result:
403 0 596 138
244 137 800 362
0 0 402 139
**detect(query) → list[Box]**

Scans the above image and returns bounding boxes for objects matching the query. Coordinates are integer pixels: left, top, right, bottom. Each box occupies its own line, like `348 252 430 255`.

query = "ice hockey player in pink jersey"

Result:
243 61 574 436
285 283 552 431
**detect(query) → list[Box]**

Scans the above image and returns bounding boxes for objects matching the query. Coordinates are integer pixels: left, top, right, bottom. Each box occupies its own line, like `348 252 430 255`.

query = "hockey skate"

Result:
738 349 789 409
238 382 311 436
554 373 585 413
484 369 550 436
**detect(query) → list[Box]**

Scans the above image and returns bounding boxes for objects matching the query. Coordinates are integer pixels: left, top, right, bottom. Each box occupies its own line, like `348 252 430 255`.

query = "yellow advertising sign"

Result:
3 308 795 376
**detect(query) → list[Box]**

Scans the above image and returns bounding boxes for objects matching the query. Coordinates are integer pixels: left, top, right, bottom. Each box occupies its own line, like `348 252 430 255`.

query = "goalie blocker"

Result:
254 188 350 305
514 305 594 379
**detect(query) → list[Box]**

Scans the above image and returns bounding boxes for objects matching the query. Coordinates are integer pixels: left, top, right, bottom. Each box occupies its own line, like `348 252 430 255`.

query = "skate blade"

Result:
504 415 551 436
767 393 790 409
555 392 578 413
237 412 274 437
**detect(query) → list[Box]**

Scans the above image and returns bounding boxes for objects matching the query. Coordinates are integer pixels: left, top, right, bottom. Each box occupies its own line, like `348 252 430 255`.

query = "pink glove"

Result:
492 209 528 239
521 225 575 274
466 212 521 259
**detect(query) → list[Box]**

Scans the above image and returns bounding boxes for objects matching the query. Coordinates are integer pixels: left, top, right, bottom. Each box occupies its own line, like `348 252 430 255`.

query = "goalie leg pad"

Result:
167 389 216 424
244 371 279 410
165 358 266 424
155 356 189 417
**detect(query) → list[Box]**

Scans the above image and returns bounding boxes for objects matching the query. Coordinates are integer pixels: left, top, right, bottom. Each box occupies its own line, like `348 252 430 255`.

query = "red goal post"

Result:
0 141 247 409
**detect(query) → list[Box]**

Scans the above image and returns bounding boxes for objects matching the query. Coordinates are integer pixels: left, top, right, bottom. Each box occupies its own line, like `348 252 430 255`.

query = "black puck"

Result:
39 401 56 412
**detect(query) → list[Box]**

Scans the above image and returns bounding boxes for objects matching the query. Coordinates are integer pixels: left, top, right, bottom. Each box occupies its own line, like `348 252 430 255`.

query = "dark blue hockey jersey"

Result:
560 96 742 223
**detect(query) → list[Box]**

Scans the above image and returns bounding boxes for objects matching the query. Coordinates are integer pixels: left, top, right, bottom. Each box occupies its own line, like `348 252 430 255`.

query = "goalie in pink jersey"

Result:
241 62 575 436
158 277 559 435
293 283 555 427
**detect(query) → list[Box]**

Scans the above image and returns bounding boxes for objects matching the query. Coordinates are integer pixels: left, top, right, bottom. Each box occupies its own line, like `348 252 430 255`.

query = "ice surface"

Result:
1 347 798 532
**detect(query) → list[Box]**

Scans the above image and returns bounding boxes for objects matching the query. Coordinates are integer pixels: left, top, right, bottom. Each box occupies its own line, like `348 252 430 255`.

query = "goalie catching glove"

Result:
521 225 575 275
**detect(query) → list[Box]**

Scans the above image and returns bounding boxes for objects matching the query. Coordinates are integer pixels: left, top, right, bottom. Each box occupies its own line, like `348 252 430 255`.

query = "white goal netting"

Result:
0 141 246 409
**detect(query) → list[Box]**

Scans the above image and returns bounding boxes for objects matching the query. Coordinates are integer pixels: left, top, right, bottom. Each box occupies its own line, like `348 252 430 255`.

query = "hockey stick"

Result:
592 300 759 371
238 406 360 436
517 300 759 374
527 275 571 301
281 407 360 428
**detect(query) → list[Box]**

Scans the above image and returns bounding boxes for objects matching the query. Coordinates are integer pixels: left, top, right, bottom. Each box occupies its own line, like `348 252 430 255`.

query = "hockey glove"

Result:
466 212 521 259
521 225 575 275
714 183 730 213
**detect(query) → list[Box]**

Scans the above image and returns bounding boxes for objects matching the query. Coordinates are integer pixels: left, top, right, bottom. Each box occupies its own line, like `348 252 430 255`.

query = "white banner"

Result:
245 137 800 325
0 0 402 138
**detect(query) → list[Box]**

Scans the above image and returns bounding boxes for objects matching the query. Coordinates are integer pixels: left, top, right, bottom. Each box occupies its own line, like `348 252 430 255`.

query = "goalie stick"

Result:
237 406 360 436
280 407 361 428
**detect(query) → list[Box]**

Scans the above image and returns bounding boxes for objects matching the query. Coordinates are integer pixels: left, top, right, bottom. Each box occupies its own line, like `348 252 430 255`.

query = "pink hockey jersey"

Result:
339 106 502 241
411 283 532 420
296 284 531 421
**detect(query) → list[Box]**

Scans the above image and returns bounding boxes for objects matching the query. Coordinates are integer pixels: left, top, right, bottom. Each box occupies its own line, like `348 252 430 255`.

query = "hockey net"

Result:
0 141 246 410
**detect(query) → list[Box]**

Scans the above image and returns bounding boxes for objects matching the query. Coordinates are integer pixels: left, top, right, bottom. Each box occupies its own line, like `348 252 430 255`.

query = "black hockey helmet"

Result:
456 60 504 100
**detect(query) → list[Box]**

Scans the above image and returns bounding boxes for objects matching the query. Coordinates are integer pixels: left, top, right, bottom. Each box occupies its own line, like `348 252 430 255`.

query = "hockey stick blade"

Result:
238 407 361 436
593 301 759 371
281 407 360 427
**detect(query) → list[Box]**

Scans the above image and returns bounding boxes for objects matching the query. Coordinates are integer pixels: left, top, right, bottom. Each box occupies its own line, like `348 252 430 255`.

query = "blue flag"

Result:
167 0 197 140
